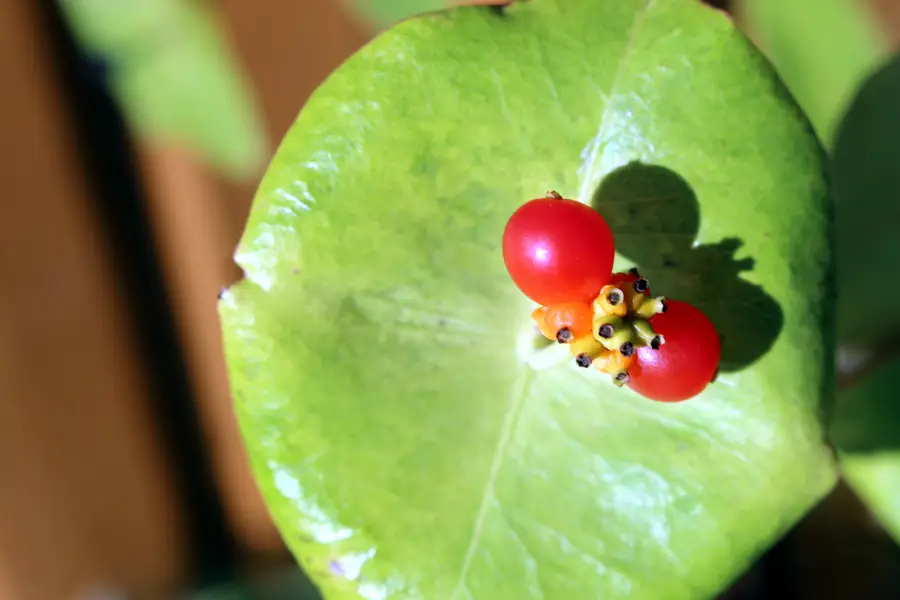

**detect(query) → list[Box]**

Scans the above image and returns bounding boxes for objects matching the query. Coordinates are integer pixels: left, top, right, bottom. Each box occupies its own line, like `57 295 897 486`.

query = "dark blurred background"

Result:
3 0 900 599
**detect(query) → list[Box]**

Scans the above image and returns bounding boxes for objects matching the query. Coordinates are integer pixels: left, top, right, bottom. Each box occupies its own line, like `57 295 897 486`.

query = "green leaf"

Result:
842 452 900 543
58 0 267 179
220 1 836 597
833 355 900 541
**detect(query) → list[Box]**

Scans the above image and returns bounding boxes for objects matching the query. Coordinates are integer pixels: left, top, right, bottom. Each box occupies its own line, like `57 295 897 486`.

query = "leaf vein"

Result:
451 367 534 598
577 0 656 203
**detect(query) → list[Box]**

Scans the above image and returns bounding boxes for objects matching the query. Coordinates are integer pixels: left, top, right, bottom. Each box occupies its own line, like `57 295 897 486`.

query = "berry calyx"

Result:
538 271 665 386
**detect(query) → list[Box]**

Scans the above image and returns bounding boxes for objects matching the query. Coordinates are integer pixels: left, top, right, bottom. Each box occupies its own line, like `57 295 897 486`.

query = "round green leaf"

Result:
220 1 836 597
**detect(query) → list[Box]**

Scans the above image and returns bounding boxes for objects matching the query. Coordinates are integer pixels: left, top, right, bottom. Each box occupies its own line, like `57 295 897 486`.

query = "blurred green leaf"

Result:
220 1 836 597
344 0 449 28
834 353 900 542
739 0 886 147
831 54 900 344
843 450 900 544
832 354 900 454
742 0 900 546
59 0 267 180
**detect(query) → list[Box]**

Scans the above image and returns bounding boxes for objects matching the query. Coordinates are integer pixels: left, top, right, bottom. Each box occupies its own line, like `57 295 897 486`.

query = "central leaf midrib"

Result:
451 3 657 594
577 0 656 204
451 366 534 599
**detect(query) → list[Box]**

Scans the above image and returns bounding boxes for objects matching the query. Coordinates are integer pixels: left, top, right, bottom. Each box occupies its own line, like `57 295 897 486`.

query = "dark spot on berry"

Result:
615 372 629 384
575 353 593 368
620 342 635 357
634 278 649 293
556 327 573 343
598 324 614 339
661 301 668 313
650 336 662 350
608 289 623 305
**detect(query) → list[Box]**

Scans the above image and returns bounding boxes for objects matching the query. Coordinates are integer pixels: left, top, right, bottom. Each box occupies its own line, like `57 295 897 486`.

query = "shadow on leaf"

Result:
591 161 783 372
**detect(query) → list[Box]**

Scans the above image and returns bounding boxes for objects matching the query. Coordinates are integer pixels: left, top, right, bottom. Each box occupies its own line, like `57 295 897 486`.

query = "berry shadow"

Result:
591 161 783 373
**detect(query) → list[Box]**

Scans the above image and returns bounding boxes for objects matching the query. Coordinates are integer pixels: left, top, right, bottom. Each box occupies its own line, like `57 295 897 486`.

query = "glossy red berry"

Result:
502 195 615 305
627 300 720 402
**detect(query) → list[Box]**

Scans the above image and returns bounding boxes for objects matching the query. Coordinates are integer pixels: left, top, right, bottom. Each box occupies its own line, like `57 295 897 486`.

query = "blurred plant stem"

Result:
57 0 268 181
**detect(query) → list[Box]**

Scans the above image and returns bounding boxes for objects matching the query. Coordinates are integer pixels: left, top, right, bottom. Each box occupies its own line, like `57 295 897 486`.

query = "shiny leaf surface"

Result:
221 1 836 597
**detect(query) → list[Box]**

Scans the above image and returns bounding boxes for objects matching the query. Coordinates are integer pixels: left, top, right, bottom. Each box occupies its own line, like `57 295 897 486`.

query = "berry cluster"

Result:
502 191 721 403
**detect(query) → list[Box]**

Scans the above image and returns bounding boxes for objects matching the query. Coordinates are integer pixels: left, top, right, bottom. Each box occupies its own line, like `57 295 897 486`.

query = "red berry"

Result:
502 196 615 305
627 300 720 403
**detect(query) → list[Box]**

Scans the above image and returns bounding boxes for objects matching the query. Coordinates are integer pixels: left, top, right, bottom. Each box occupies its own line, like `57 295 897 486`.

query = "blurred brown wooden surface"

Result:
139 0 368 563
0 0 189 598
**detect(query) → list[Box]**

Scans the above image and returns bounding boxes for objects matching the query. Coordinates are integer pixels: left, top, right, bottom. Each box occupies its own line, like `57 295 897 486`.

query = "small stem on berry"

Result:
545 190 562 199
592 348 635 382
592 314 629 350
593 285 628 317
613 372 630 387
602 327 635 352
628 267 641 277
567 334 605 364
635 296 667 319
575 353 593 368
632 319 663 349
